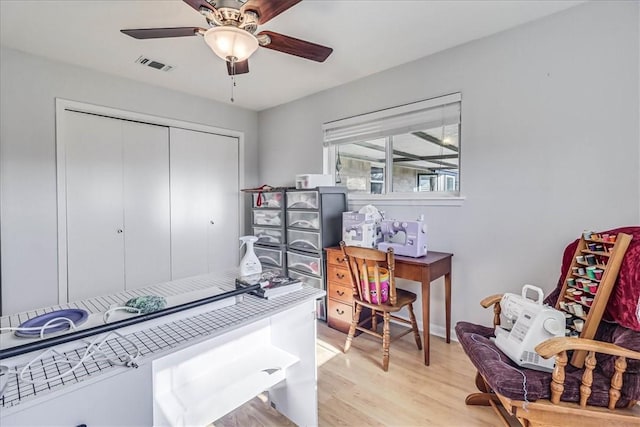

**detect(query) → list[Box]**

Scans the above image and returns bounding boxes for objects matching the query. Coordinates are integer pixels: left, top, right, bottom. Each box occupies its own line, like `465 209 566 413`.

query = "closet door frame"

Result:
55 98 245 305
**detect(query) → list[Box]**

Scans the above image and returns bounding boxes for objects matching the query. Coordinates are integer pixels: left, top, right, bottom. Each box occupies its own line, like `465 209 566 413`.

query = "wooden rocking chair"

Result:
457 294 640 427
456 227 640 427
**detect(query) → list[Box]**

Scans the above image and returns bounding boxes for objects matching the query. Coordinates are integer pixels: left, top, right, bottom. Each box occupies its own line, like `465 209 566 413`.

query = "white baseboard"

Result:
428 323 458 342
390 317 458 342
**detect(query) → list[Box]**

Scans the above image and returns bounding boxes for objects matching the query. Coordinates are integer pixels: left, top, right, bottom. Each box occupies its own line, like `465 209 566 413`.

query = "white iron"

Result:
239 236 262 279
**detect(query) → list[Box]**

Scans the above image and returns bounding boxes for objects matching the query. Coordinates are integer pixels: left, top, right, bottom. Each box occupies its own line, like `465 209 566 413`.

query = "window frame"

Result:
322 93 465 206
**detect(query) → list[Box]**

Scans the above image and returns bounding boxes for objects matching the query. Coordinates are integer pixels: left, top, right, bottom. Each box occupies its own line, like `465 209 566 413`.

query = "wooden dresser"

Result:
325 247 354 333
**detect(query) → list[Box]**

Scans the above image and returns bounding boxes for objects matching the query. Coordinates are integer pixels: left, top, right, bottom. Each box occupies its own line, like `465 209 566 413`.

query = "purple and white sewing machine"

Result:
377 215 428 257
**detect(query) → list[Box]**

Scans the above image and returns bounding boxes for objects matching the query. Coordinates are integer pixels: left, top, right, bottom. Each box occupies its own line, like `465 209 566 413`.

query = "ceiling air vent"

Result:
135 55 174 72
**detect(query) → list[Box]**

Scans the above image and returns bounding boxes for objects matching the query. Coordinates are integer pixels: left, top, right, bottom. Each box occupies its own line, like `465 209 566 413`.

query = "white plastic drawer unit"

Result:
252 210 283 227
253 227 285 246
287 229 321 252
288 270 323 290
287 251 322 277
255 246 285 267
252 192 284 209
286 191 319 210
262 265 284 277
287 211 320 230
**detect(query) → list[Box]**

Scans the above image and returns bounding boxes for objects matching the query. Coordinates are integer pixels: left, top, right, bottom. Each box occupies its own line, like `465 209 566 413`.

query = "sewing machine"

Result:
342 209 383 249
377 215 428 257
494 285 565 372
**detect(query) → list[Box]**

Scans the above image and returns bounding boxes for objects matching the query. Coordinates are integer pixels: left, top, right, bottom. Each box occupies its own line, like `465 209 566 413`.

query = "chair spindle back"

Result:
340 241 397 306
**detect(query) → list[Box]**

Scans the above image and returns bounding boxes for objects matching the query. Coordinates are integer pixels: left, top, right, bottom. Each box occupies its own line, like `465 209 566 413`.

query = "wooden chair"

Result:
340 241 422 371
456 226 640 427
456 296 640 427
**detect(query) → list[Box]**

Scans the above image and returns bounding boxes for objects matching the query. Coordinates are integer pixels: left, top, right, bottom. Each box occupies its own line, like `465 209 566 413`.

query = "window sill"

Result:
347 193 466 207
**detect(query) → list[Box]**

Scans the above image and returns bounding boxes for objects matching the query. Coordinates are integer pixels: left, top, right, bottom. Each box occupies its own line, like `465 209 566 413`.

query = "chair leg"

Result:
382 312 391 371
344 304 362 353
408 303 422 350
371 309 377 331
475 371 489 393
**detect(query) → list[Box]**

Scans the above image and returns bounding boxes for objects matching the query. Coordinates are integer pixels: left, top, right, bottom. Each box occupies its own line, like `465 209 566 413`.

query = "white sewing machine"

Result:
377 214 427 257
342 206 383 248
494 284 565 372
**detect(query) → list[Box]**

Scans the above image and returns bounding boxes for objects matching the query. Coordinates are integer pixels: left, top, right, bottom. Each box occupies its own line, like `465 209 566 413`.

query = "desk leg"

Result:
421 268 431 366
445 272 451 344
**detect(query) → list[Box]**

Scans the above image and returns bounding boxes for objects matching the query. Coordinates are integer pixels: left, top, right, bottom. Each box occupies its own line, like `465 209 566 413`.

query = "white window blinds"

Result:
322 93 461 147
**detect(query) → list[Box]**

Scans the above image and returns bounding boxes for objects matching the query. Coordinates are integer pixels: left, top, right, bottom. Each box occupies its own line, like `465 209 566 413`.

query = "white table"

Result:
1 274 324 426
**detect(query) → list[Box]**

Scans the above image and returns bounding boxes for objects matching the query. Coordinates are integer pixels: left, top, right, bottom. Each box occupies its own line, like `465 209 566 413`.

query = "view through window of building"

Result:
324 93 461 196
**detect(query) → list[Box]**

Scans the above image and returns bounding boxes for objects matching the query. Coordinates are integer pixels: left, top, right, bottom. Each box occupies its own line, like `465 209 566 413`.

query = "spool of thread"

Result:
573 304 584 317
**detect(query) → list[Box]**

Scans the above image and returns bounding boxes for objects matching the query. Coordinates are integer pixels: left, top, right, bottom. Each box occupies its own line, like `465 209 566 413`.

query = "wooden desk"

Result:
325 247 453 366
393 251 453 366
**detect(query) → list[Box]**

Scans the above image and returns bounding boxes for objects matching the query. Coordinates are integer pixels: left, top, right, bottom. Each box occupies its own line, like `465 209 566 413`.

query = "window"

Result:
324 93 461 197
370 167 384 194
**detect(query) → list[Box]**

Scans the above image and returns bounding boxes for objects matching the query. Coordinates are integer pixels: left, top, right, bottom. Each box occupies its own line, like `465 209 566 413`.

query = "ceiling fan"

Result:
121 0 333 76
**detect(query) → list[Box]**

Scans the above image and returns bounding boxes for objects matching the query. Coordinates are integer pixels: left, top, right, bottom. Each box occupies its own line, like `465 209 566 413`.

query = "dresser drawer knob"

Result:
336 290 345 296
336 308 345 315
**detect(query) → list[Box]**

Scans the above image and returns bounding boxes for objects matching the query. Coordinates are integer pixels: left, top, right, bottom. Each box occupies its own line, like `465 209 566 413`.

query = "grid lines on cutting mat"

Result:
1 286 322 409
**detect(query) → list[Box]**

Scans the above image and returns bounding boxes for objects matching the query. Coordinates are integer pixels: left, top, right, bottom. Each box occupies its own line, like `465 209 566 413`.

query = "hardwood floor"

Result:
214 322 501 427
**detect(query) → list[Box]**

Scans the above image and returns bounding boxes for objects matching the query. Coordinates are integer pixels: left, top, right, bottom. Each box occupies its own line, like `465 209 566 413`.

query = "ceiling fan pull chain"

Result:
229 60 236 103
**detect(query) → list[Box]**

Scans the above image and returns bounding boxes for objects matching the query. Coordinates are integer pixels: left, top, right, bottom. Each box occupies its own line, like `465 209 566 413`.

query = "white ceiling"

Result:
0 0 583 111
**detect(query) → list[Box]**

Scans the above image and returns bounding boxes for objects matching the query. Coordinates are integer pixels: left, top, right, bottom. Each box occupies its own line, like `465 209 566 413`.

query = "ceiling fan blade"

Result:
183 0 215 13
258 31 333 62
241 0 301 24
120 27 205 39
227 60 250 76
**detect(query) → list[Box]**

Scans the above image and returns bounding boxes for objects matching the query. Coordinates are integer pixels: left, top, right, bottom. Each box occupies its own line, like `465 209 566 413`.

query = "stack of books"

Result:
235 272 302 299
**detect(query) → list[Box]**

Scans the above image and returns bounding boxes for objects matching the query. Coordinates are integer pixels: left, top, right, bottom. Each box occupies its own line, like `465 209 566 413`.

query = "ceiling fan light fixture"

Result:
203 26 259 62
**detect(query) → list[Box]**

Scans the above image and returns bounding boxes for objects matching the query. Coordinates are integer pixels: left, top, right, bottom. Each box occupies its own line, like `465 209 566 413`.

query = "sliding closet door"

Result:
122 121 171 289
170 128 240 279
207 133 239 272
64 112 171 301
65 112 125 301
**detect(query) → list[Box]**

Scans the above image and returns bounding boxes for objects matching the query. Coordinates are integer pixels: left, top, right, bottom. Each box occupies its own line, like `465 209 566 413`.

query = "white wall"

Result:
257 1 640 334
0 47 259 314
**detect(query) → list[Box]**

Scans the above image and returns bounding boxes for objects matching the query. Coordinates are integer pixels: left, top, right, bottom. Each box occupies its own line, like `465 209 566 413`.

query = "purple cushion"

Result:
456 321 638 407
